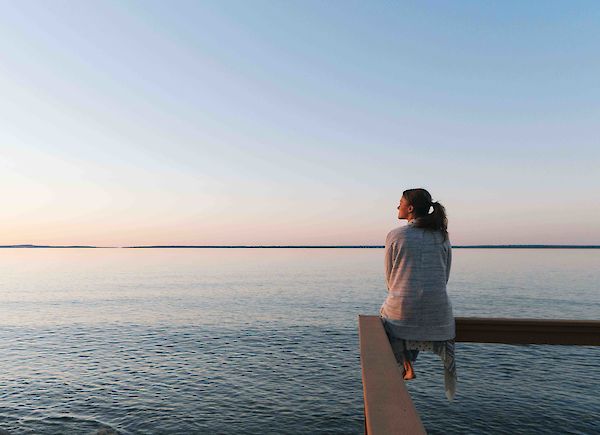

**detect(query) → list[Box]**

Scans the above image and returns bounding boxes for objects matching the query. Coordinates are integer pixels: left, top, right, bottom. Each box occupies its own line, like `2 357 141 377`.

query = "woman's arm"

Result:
446 243 452 283
384 238 395 291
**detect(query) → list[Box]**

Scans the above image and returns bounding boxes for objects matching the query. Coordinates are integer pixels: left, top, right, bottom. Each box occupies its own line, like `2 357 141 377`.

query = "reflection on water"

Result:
0 249 599 433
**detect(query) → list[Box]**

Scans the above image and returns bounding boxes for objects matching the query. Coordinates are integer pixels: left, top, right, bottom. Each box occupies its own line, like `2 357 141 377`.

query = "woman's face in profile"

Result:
397 196 411 220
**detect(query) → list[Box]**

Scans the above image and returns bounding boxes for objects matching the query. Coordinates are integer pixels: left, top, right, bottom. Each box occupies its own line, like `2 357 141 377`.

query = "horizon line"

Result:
1 244 600 249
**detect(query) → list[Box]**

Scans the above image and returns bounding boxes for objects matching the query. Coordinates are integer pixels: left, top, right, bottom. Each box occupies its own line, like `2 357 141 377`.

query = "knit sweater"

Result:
380 220 455 341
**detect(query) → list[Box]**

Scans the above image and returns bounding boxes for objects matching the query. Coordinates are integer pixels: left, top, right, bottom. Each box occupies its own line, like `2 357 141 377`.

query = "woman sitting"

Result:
380 188 456 400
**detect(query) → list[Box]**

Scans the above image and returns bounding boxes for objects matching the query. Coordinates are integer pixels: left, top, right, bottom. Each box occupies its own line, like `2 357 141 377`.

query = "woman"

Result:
380 188 456 400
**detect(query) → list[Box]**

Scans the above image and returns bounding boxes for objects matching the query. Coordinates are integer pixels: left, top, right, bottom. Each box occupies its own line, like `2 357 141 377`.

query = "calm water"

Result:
0 248 599 434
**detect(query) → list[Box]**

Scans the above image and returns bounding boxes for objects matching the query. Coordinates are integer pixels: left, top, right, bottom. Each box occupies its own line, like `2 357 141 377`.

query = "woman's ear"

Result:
408 205 414 213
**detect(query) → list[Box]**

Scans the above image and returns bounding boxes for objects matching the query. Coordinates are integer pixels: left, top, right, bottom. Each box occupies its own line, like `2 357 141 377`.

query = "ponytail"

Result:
419 201 448 241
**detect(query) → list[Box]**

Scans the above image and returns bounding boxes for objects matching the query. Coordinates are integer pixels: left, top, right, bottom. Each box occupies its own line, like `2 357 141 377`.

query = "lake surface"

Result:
0 248 599 434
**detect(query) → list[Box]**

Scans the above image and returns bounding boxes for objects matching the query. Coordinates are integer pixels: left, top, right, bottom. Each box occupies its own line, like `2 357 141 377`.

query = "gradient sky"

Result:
1 1 599 246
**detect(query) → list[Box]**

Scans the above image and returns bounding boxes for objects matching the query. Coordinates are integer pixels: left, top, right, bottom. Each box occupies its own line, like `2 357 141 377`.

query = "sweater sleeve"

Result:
384 236 395 291
446 243 452 284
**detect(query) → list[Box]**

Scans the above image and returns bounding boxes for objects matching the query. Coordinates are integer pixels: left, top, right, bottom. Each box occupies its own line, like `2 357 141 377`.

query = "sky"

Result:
1 0 599 246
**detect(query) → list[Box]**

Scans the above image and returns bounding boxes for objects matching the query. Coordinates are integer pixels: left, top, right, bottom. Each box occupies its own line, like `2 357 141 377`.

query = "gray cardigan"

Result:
380 220 455 341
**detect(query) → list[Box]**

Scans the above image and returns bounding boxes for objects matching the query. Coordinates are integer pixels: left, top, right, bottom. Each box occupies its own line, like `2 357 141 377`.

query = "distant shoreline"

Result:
0 244 100 249
1 244 599 249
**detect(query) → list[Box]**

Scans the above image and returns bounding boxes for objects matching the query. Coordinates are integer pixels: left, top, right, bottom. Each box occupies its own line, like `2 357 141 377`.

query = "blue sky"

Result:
1 1 599 245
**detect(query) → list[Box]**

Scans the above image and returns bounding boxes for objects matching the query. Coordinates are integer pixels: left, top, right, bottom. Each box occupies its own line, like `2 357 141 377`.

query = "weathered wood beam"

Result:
455 317 600 345
358 315 426 435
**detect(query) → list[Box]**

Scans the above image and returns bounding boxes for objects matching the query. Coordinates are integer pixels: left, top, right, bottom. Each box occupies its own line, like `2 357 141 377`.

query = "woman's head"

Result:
397 188 448 240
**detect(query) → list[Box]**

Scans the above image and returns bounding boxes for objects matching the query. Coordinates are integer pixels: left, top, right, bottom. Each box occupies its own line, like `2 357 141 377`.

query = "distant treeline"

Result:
452 245 600 249
127 245 384 249
128 245 600 249
0 244 98 248
1 244 599 249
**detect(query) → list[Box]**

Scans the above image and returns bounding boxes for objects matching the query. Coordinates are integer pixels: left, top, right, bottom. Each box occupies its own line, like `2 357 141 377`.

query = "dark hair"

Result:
402 188 448 241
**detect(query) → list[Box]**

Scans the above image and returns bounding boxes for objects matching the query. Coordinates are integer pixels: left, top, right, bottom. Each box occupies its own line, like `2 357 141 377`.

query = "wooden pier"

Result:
358 315 600 435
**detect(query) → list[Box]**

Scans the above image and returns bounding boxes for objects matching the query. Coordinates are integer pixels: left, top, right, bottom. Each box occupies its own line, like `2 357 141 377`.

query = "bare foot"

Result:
403 360 416 380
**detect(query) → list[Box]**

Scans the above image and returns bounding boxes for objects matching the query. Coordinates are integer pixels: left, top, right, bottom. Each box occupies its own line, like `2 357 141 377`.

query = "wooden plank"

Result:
358 315 426 435
455 317 600 345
